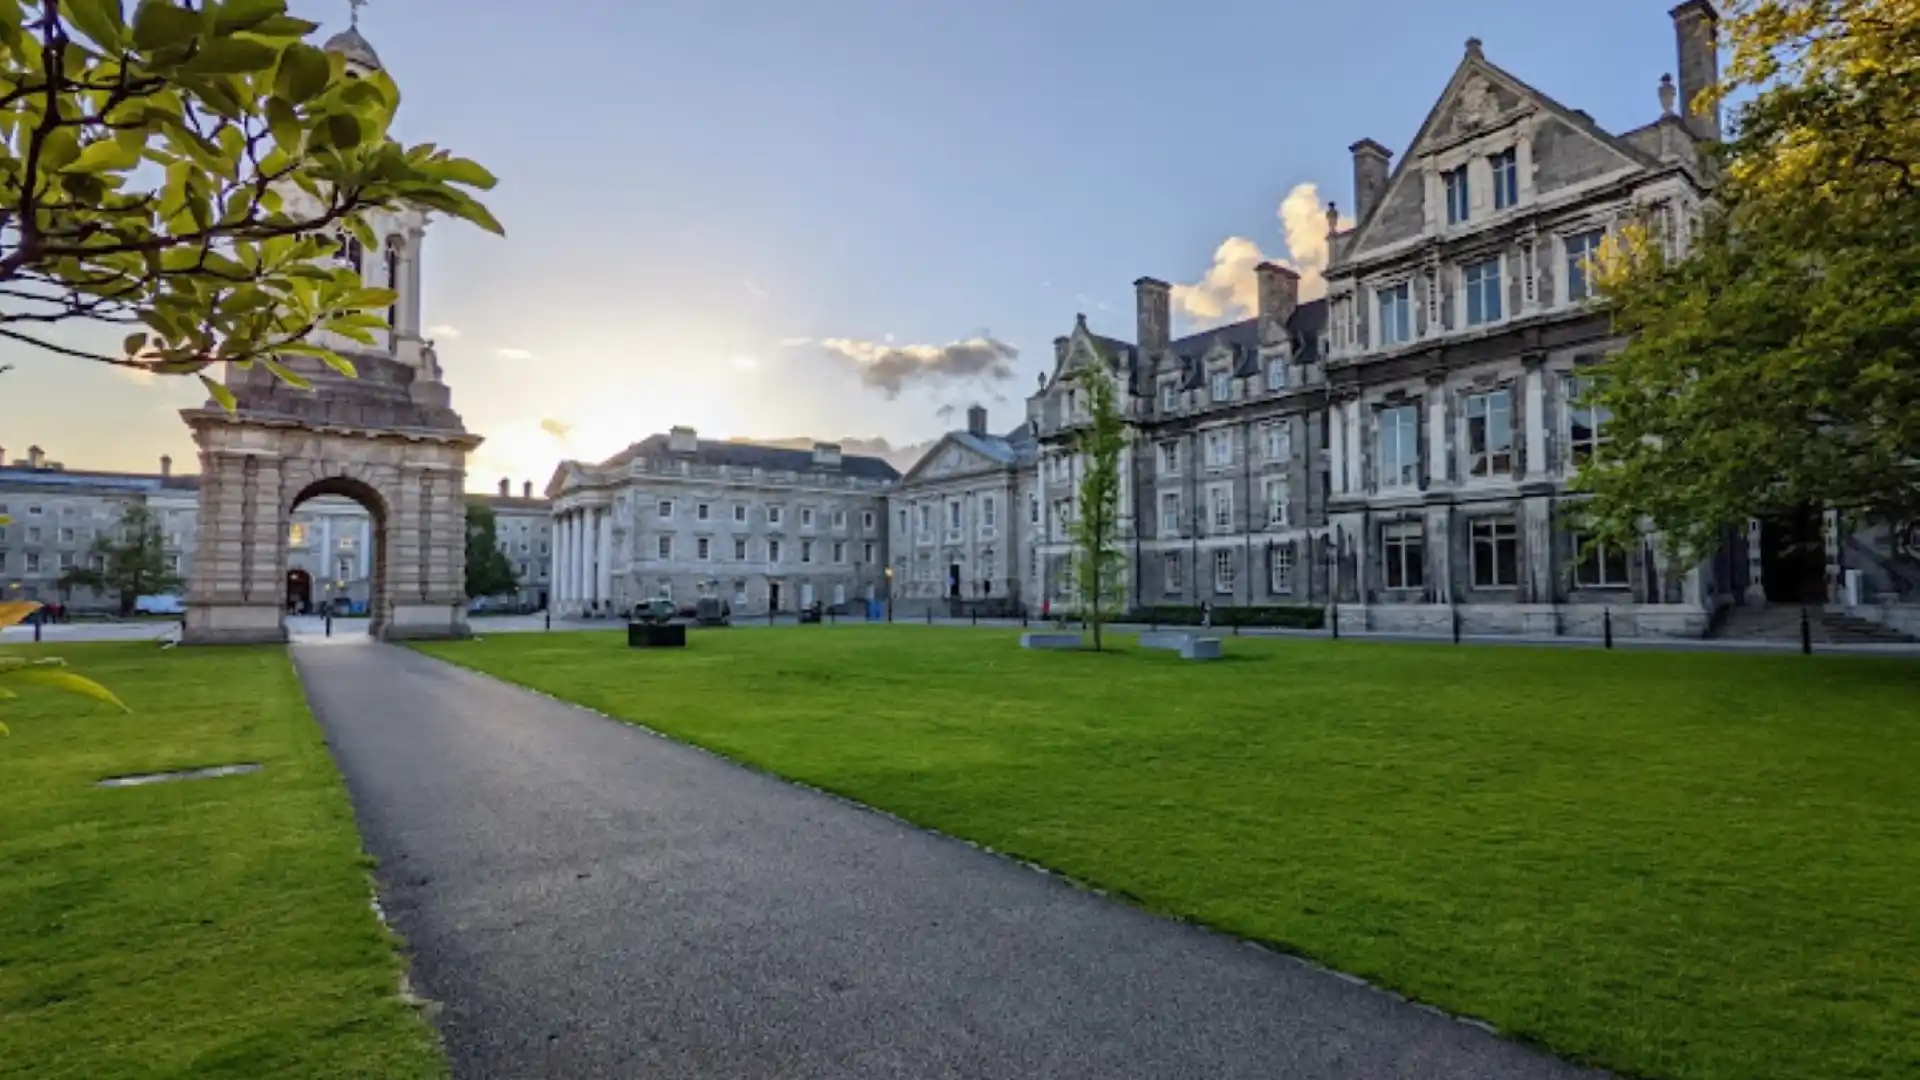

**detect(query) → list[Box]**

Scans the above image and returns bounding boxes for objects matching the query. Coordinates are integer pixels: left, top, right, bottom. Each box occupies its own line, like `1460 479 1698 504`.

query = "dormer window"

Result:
1490 148 1518 210
1266 360 1287 391
1161 382 1178 411
1444 166 1471 225
1210 371 1231 403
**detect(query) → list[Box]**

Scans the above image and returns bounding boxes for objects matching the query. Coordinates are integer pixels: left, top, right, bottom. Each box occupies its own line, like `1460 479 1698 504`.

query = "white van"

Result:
133 594 185 615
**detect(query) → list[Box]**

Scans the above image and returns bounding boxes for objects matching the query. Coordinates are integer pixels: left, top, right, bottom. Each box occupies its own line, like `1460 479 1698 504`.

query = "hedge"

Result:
1129 604 1325 629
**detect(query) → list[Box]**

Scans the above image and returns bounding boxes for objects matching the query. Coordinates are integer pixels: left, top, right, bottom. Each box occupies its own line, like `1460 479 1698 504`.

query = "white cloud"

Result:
778 336 813 348
1170 182 1353 328
427 324 462 339
743 279 770 301
817 335 1019 399
495 347 535 360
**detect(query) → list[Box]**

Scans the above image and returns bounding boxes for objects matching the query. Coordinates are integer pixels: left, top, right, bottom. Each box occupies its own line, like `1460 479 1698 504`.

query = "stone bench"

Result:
1179 636 1223 661
1137 630 1194 651
1020 632 1084 650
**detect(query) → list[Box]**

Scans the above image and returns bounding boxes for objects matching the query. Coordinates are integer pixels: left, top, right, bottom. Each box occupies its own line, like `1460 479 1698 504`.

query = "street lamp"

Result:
884 565 894 622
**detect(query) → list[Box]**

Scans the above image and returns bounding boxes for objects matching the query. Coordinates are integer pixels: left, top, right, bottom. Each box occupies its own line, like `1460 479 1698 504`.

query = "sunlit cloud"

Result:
495 347 536 360
1170 182 1352 328
815 335 1019 399
778 336 813 348
428 324 462 339
539 417 573 439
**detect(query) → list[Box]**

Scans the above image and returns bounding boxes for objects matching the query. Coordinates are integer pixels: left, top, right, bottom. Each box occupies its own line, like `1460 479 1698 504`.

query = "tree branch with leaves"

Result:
1071 358 1128 652
0 0 501 406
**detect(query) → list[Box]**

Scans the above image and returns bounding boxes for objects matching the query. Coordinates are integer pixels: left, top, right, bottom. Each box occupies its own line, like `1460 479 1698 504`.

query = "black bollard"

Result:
544 608 551 631
1452 606 1461 644
1330 603 1339 640
925 607 932 625
887 601 893 623
971 608 977 626
33 614 43 643
1604 608 1614 649
1800 605 1812 655
325 610 333 638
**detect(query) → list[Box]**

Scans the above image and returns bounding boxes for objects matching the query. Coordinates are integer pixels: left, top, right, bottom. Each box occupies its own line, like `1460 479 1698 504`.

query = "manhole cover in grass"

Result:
96 763 263 789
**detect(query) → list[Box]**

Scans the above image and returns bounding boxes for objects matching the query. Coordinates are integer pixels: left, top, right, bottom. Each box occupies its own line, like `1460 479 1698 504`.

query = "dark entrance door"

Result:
1761 506 1826 604
286 569 313 614
948 564 961 599
768 582 782 612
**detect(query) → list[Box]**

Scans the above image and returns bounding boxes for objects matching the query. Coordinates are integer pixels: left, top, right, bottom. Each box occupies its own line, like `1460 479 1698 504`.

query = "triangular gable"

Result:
898 434 1001 485
1343 46 1660 259
542 461 581 499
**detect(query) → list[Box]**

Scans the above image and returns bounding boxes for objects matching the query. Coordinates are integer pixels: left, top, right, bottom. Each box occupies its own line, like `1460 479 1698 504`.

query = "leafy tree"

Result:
0 0 501 407
1070 359 1128 651
463 500 517 600
58 500 180 615
1579 0 1920 558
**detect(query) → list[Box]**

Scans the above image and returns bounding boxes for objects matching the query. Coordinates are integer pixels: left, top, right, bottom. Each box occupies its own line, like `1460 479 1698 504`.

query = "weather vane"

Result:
347 0 368 28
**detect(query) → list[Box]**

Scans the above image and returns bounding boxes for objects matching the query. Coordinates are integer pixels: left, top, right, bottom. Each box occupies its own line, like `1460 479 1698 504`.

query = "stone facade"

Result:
0 449 199 609
547 428 897 617
885 406 1036 616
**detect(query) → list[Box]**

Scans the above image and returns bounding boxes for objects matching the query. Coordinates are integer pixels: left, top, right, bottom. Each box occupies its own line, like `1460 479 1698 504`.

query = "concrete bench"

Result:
1020 632 1084 650
1137 630 1194 650
1179 636 1223 661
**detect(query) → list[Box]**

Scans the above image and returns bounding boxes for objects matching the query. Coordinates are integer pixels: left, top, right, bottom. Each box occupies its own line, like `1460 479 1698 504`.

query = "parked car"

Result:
134 594 185 615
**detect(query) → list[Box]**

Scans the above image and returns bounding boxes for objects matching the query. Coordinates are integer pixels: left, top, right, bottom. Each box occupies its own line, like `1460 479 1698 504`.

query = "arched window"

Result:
338 234 363 274
384 236 402 332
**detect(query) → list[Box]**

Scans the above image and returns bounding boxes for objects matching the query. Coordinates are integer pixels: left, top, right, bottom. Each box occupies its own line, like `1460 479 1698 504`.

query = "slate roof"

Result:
617 435 901 482
0 465 200 494
1163 299 1327 388
323 26 383 71
950 422 1039 467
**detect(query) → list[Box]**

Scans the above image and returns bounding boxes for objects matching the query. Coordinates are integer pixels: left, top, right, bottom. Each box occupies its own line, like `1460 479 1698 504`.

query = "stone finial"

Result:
1075 312 1088 329
1659 73 1678 116
1465 37 1483 57
1325 201 1340 238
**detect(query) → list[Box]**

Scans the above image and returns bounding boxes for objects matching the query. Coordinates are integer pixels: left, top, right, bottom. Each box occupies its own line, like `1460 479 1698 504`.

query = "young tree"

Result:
0 0 501 405
464 500 517 600
1071 359 1129 651
58 500 181 615
1579 0 1920 558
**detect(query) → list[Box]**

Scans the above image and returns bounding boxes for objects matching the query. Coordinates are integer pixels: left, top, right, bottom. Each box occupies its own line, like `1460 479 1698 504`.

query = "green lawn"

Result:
0 643 443 1080
419 627 1920 1080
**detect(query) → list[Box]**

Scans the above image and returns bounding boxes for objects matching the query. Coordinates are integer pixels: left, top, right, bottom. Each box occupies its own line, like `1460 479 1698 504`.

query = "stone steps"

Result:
1712 605 1918 643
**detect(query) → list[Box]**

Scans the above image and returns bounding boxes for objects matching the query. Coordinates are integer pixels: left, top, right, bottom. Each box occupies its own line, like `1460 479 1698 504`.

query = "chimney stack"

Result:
498 477 509 497
160 454 172 478
1349 139 1393 223
1671 0 1721 141
523 480 533 498
812 441 842 469
0 446 7 468
1133 277 1171 356
27 445 44 469
667 425 698 454
1255 263 1301 345
966 404 988 437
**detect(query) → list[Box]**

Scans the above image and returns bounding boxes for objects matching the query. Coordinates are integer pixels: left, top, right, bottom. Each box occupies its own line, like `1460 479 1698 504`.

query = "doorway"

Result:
1761 505 1827 604
769 581 782 611
286 569 313 614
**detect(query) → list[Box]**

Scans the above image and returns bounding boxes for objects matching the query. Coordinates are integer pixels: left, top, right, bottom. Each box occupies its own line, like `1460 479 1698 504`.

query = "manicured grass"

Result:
418 627 1920 1080
0 643 443 1080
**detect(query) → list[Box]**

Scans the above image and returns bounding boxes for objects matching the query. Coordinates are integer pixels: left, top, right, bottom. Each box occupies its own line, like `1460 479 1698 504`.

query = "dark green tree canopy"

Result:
57 499 181 615
1070 357 1129 651
464 500 517 600
0 0 501 406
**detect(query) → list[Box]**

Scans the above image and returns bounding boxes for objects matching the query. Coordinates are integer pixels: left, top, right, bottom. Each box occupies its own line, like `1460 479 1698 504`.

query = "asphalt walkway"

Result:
294 640 1605 1080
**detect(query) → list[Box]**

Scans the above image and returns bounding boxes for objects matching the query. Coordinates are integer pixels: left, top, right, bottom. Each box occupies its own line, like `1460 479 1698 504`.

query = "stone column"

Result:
1328 402 1348 496
552 512 569 608
572 508 588 611
1426 379 1448 487
1522 355 1547 478
1744 517 1766 604
597 507 614 606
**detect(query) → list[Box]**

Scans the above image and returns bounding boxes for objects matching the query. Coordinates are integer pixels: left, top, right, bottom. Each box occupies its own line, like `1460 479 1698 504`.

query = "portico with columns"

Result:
549 494 618 617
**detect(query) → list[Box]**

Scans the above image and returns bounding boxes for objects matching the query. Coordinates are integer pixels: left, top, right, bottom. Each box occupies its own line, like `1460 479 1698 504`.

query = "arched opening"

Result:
288 475 390 638
286 568 313 614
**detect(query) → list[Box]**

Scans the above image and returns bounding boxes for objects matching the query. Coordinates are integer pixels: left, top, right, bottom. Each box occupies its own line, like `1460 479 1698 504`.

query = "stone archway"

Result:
180 349 481 644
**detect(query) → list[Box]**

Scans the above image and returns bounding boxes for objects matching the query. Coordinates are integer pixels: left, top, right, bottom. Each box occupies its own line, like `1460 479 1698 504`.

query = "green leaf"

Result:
123 332 148 356
63 135 142 173
264 96 300 155
273 41 330 103
428 155 497 190
4 667 128 712
322 112 362 150
260 357 311 390
64 0 128 52
211 0 284 34
180 35 278 74
200 372 237 412
131 0 204 50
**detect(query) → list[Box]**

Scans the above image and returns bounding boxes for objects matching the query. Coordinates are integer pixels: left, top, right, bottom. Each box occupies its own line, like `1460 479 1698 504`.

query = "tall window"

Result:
1378 282 1412 345
696 537 711 561
1213 550 1236 594
800 507 815 528
1564 229 1605 303
1028 495 1039 525
1211 371 1232 403
1465 389 1514 477
899 508 908 533
917 505 930 534
1470 518 1519 587
1263 478 1290 528
657 499 674 518
1161 383 1179 411
863 511 875 531
1209 485 1233 531
1266 359 1286 391
1490 148 1518 210
832 541 845 563
338 233 363 273
1567 375 1610 466
946 501 960 531
1444 165 1470 224
1159 442 1180 474
734 537 747 560
657 535 673 559
1382 522 1425 589
1163 552 1183 593
769 539 781 562
983 497 996 528
801 540 814 564
1378 404 1420 489
1160 493 1181 536
696 502 710 521
1270 546 1295 594
1265 421 1291 461
735 504 747 523
1464 257 1503 325
832 509 846 530
1206 430 1231 467
863 542 875 563
384 236 402 329
1573 533 1630 588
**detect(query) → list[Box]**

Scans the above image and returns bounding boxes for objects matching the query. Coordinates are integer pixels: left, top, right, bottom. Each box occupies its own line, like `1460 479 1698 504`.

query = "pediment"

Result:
899 435 998 485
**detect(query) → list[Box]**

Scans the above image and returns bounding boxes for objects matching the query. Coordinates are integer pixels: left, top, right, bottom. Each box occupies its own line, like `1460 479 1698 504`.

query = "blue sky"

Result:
0 0 1693 488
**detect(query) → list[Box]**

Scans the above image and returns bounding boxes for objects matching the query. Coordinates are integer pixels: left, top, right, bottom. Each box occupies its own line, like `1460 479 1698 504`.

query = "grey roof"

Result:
950 422 1039 468
619 435 901 482
323 25 383 71
0 465 199 494
1163 301 1327 388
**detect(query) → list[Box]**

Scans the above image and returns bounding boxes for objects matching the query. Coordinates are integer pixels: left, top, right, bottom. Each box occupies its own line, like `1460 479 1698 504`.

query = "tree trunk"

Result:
118 590 135 617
